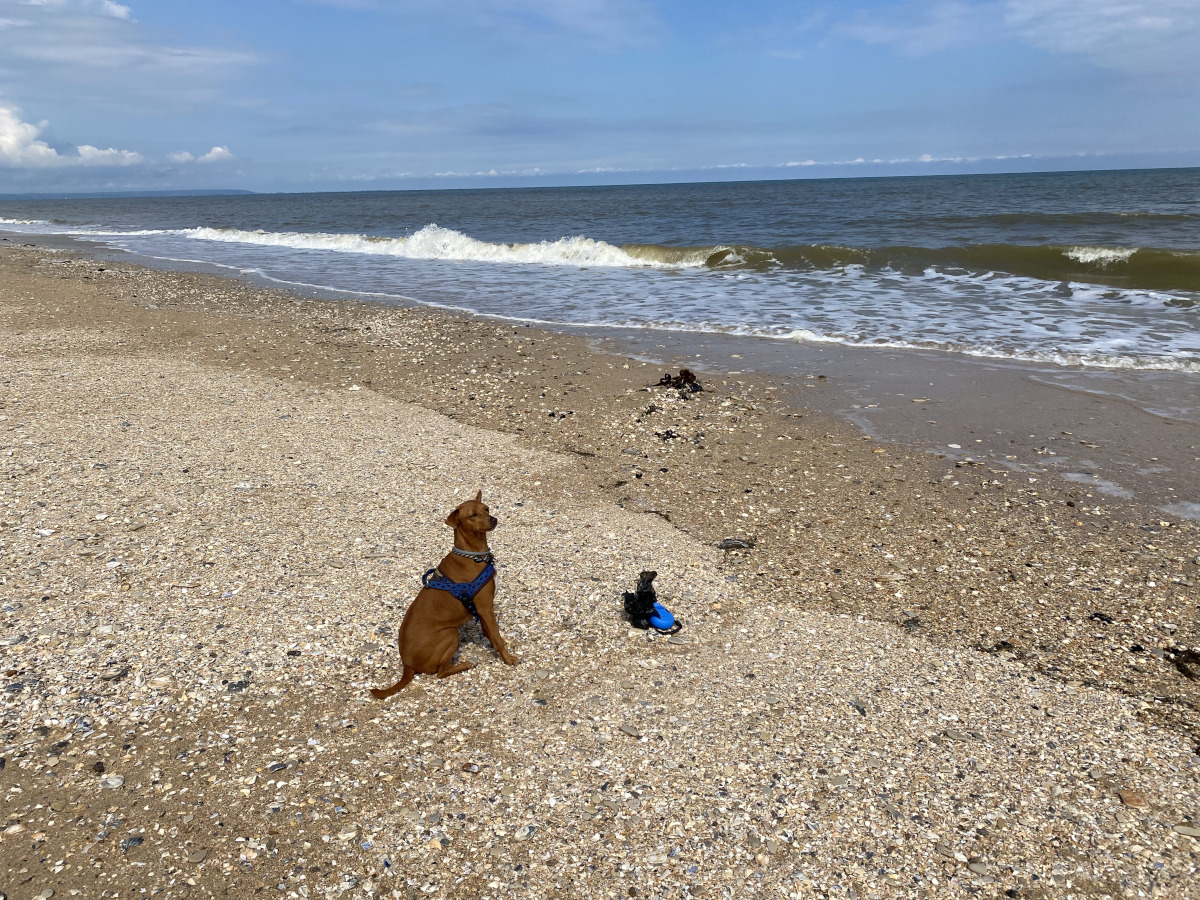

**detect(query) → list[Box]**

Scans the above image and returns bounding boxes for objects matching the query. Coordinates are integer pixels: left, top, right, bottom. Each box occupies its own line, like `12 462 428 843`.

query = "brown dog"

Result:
370 491 518 698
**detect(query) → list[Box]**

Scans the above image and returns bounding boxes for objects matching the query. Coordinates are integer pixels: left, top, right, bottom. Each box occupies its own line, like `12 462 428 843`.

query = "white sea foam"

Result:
184 224 710 269
778 330 1200 373
1064 246 1136 266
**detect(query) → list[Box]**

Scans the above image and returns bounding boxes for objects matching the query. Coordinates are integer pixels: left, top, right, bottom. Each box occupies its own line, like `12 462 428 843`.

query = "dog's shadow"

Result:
456 619 491 663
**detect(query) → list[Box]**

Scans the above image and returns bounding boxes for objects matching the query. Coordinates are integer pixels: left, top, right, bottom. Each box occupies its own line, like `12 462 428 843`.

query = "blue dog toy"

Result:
648 602 676 631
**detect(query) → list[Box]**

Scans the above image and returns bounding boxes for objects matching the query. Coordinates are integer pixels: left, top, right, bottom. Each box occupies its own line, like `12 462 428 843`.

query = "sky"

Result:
0 0 1198 193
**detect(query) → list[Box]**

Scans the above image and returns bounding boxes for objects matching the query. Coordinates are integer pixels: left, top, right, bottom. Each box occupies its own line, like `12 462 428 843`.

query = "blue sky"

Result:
1 0 1197 192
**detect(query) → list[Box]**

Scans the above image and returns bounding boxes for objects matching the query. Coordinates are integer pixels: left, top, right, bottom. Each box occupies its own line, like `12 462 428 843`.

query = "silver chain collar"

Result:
451 546 493 561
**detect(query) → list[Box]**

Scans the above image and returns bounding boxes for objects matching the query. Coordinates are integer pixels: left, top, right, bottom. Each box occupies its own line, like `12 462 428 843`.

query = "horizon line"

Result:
2 161 1198 200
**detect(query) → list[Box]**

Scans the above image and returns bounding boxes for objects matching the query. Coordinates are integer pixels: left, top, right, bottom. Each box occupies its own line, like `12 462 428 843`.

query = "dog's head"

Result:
445 490 498 533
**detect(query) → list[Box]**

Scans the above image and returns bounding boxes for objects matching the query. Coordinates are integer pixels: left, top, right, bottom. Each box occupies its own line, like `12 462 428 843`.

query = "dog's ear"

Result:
474 489 483 502
444 507 460 528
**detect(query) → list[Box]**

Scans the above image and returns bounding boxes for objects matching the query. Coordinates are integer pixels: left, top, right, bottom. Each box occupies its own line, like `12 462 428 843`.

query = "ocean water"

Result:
2 168 1198 372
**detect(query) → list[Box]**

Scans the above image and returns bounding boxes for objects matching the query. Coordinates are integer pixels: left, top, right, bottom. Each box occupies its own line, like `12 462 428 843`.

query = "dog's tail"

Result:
370 665 416 700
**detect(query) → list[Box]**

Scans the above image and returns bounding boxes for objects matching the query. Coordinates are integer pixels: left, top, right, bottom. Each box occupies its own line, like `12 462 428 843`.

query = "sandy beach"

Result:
2 241 1200 899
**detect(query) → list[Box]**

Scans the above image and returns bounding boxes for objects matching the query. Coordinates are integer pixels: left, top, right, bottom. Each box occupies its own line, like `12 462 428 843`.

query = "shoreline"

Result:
17 230 1199 521
3 240 1200 898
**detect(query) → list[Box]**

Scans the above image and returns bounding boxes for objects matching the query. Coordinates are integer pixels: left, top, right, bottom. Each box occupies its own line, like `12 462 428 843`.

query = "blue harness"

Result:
422 561 495 621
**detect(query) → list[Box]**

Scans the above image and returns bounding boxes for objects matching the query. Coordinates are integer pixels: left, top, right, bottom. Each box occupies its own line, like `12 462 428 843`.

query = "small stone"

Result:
188 849 208 863
461 762 480 774
268 762 288 773
967 862 989 875
717 538 754 551
99 775 125 789
944 729 968 741
1118 790 1150 809
514 824 537 841
935 843 955 858
619 725 641 738
1173 824 1200 837
100 666 128 682
338 826 359 841
37 890 54 900
227 680 250 693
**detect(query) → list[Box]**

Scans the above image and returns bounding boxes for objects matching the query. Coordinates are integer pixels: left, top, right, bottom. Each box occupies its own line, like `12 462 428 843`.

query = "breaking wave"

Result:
184 225 720 269
181 226 1200 294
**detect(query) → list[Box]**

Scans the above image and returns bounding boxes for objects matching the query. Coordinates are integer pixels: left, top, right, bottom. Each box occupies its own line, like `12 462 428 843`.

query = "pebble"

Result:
1118 789 1150 808
188 849 209 863
99 775 125 789
514 825 537 841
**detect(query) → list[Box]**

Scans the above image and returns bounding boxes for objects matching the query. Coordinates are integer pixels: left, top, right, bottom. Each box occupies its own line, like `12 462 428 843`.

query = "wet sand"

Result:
574 330 1199 520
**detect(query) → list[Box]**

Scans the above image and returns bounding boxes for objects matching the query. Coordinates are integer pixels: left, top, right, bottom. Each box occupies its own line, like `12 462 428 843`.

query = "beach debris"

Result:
622 570 682 634
656 369 703 392
717 537 754 551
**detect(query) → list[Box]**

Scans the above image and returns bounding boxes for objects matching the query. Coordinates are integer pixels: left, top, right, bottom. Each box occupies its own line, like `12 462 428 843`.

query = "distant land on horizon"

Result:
0 189 256 201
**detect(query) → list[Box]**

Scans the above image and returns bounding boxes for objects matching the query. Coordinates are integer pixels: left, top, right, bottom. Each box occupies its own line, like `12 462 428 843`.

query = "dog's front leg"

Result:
477 603 518 665
472 583 517 665
481 615 518 665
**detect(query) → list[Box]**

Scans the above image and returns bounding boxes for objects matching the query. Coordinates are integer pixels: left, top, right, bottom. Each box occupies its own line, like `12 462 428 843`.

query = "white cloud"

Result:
841 1 990 55
0 102 142 166
197 145 233 163
167 150 195 163
1004 0 1200 76
0 104 58 165
99 0 132 18
838 0 1200 76
309 0 662 51
0 0 259 106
